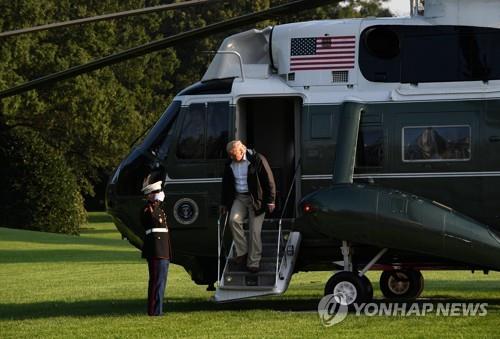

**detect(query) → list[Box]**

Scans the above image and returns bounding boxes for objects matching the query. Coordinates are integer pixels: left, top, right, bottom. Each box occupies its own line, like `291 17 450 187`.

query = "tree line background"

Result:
0 0 391 234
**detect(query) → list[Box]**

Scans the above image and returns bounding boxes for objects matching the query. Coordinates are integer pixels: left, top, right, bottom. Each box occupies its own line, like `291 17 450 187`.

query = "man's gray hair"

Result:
226 140 247 153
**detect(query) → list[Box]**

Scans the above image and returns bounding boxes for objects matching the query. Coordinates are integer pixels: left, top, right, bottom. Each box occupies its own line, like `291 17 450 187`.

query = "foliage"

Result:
0 129 86 234
0 0 178 196
0 0 176 232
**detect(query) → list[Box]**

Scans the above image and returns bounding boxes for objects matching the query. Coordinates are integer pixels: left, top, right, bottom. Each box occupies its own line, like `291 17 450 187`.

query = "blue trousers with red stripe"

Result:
147 258 169 316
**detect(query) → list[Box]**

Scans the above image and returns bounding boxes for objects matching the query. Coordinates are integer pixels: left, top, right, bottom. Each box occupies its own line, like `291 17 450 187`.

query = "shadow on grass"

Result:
87 213 113 224
80 228 121 235
1 297 499 320
0 249 141 263
0 299 146 319
0 227 129 248
0 297 322 320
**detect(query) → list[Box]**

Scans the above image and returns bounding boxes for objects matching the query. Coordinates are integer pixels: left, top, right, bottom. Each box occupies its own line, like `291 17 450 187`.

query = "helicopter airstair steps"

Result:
214 219 301 302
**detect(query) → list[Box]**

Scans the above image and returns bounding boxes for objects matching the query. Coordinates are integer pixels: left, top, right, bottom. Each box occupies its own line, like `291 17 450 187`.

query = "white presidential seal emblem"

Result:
173 198 199 225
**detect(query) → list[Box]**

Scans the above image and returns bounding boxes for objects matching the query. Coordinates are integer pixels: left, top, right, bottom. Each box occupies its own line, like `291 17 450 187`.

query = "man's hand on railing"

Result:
267 203 275 214
219 205 227 216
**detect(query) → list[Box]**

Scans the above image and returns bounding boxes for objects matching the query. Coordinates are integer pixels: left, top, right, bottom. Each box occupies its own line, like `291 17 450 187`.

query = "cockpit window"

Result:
176 101 230 160
206 102 229 159
141 100 181 154
177 103 206 159
403 125 471 162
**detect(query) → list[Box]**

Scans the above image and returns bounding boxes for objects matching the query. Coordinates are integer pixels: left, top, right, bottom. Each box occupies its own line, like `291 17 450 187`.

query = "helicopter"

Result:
108 0 500 304
2 0 500 306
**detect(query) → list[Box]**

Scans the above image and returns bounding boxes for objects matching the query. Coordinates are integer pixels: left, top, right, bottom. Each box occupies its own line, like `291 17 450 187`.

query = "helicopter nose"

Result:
106 165 121 210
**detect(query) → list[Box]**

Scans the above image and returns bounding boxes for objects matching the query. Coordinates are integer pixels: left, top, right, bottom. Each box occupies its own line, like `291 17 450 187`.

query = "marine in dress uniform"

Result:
141 180 172 316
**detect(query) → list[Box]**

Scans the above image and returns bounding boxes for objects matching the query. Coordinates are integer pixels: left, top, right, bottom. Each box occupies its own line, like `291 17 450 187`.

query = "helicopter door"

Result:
236 97 300 218
164 99 232 233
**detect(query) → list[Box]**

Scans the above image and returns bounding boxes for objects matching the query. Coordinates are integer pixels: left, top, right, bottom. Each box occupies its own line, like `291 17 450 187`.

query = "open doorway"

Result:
236 97 300 218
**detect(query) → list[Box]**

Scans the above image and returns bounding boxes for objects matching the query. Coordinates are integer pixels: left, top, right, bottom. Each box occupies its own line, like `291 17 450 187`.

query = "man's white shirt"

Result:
230 153 250 193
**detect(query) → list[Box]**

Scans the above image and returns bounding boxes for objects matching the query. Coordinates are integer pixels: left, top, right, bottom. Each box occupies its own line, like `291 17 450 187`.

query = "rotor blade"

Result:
0 0 337 99
0 0 224 38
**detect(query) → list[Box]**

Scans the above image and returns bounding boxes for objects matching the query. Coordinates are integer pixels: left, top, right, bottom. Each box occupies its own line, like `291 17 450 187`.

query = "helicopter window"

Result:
115 150 152 196
140 100 181 151
206 102 229 159
403 125 471 162
360 25 500 83
176 101 230 160
356 127 384 167
310 111 333 139
364 27 400 59
176 103 206 159
156 116 179 161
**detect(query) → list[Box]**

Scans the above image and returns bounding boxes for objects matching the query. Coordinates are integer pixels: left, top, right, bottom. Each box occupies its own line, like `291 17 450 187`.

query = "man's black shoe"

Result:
233 254 247 265
247 266 259 273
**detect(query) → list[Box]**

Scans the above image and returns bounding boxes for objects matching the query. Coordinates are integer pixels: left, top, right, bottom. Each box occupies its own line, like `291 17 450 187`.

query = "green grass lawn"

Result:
1 212 499 338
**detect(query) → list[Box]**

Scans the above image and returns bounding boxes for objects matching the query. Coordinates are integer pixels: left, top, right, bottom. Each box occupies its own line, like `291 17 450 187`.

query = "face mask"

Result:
153 191 165 202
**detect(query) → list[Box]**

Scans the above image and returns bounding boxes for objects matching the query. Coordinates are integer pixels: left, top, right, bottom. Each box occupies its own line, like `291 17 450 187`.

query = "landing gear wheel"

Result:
360 275 374 301
379 270 424 299
324 272 373 306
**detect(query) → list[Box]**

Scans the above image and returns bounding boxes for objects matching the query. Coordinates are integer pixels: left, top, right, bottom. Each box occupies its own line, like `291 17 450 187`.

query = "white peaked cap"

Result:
141 181 163 195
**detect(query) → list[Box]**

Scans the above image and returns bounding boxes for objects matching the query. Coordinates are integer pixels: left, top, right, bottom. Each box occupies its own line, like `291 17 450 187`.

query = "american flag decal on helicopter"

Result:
289 35 356 71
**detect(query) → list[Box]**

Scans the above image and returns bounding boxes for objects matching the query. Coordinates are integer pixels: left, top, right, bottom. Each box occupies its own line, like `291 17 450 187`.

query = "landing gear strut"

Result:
379 269 424 299
324 241 386 306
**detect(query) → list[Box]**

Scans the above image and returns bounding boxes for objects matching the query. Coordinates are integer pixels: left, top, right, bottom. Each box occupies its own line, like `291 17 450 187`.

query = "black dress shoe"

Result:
233 254 247 265
247 266 259 273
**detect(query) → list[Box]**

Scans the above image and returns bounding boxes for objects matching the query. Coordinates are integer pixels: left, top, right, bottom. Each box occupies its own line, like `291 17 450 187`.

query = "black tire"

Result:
360 275 374 301
379 270 424 299
413 270 425 297
324 271 372 306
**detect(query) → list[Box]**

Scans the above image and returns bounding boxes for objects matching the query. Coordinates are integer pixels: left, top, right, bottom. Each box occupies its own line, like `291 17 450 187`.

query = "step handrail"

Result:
217 211 229 286
275 159 301 285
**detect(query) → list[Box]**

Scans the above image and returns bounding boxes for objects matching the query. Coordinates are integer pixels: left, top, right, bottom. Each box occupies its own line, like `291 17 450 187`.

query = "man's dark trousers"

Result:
147 258 169 316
